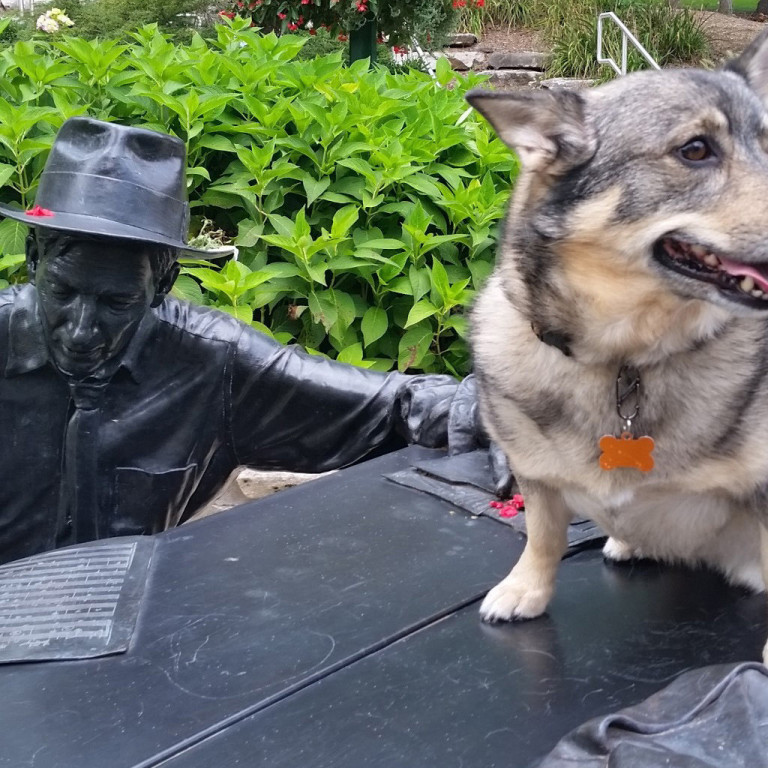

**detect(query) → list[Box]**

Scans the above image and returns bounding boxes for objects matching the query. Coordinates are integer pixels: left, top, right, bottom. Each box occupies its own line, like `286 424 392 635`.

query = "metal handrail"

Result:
597 11 660 76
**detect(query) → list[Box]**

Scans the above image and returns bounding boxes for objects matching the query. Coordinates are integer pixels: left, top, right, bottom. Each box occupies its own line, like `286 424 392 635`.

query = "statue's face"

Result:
35 238 157 379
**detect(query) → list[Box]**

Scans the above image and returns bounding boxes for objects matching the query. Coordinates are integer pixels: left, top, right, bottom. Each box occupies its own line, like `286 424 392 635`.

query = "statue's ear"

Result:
25 232 39 283
465 88 597 174
151 260 180 308
724 27 768 106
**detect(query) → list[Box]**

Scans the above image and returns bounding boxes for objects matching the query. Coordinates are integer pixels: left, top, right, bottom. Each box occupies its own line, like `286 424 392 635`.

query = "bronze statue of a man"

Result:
0 117 488 564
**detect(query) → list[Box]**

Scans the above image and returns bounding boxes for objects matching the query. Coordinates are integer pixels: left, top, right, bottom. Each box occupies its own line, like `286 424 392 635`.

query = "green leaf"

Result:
0 163 16 189
302 175 330 207
268 214 296 238
405 299 439 328
250 320 274 338
171 274 204 304
308 292 337 332
430 259 451 306
0 219 27 257
262 262 302 278
337 343 363 365
218 304 253 322
361 306 388 349
338 157 377 184
196 134 236 153
409 266 430 303
398 321 433 372
359 238 405 250
435 56 454 87
331 205 359 239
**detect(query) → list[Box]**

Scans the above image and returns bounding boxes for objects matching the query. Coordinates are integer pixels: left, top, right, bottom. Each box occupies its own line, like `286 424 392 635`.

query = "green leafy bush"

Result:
0 20 516 375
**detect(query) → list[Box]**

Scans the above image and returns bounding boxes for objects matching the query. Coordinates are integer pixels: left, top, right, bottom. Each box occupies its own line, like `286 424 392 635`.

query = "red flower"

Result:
218 10 235 17
277 11 286 18
355 0 367 10
235 1 243 7
489 494 524 518
338 33 348 41
475 0 485 6
287 22 298 29
25 205 54 218
309 28 316 34
301 0 310 4
297 15 304 23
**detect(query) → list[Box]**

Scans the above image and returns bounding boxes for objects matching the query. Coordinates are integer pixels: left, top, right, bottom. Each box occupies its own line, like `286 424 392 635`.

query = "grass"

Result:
680 0 756 10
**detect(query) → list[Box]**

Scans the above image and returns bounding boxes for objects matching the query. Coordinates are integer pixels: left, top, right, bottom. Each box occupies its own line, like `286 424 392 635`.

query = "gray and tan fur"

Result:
468 31 768 662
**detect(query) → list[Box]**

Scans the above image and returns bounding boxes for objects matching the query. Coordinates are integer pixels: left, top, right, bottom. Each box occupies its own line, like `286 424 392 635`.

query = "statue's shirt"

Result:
0 285 454 564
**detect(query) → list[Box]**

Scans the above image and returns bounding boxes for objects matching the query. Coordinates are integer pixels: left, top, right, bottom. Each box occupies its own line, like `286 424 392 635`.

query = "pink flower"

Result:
25 205 55 218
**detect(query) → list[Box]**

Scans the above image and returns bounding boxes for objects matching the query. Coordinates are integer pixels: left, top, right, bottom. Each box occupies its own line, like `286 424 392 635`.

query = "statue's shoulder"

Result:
0 284 28 321
153 295 246 346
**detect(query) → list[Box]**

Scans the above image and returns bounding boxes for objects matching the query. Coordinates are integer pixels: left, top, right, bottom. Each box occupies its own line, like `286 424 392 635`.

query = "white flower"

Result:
36 14 60 33
49 8 74 26
305 19 313 28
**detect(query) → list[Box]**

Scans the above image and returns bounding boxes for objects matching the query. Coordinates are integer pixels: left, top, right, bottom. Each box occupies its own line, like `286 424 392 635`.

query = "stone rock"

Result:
476 43 494 54
446 51 485 70
191 468 333 520
448 32 478 48
478 69 545 88
487 51 551 71
539 77 596 91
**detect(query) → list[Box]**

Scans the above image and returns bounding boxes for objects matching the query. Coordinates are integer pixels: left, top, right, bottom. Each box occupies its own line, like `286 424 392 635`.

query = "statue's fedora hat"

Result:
0 116 232 257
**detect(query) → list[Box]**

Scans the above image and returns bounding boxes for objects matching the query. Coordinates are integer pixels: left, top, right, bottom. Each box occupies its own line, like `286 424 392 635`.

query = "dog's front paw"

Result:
602 537 642 562
480 574 552 622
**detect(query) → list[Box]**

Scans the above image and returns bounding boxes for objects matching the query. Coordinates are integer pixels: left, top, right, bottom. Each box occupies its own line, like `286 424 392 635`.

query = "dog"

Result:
467 30 768 663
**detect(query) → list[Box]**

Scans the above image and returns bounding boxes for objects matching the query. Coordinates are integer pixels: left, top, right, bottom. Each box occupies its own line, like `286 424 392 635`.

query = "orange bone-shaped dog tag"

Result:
599 433 655 472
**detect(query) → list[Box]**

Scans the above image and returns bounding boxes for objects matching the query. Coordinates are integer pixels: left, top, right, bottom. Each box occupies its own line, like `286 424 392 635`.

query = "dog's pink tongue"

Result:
719 257 768 292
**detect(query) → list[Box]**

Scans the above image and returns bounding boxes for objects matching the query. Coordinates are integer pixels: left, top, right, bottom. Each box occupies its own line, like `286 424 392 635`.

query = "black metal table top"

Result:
0 447 763 768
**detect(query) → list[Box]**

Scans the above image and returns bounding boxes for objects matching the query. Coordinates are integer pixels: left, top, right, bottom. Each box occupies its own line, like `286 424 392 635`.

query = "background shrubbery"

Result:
457 0 709 77
0 18 515 376
1 0 212 42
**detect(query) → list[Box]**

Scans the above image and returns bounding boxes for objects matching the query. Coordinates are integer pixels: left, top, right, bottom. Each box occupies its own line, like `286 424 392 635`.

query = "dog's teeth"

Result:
703 253 720 267
740 276 755 293
752 289 764 298
690 244 707 257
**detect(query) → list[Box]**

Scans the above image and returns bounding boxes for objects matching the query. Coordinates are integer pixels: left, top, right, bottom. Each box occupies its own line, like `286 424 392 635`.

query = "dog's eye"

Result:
677 138 714 164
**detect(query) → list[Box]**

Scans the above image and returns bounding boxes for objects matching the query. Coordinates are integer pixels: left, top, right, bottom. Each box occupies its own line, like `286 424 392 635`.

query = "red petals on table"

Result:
489 494 524 518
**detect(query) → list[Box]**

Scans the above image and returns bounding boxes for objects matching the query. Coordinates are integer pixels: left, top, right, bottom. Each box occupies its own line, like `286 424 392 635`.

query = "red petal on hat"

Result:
25 205 55 217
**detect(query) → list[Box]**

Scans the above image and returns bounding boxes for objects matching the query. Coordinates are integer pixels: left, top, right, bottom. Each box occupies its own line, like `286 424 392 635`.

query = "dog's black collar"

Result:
531 323 572 357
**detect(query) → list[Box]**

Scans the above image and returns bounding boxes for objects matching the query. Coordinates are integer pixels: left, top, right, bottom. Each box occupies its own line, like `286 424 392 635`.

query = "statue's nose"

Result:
66 298 99 347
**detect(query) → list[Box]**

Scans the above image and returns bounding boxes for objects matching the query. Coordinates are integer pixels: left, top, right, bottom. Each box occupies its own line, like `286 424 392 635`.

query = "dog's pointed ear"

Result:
725 28 768 104
466 88 596 173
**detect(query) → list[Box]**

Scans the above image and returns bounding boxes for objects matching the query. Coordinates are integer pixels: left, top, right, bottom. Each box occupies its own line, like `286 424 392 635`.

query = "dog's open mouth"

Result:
654 237 768 308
